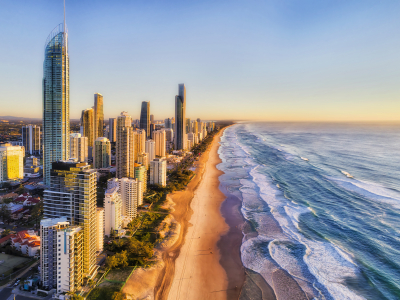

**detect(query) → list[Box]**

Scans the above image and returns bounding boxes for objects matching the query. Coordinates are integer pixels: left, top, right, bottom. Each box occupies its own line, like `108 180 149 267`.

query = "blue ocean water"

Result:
218 123 400 300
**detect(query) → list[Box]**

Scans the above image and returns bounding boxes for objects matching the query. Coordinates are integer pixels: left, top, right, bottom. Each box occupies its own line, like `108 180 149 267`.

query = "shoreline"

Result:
155 127 246 300
122 127 246 300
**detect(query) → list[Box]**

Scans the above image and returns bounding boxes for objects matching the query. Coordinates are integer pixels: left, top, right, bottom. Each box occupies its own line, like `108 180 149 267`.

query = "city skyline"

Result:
1 1 400 122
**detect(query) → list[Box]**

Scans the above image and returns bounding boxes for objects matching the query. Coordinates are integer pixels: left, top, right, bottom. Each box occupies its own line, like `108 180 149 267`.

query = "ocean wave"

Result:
245 166 365 299
328 176 400 210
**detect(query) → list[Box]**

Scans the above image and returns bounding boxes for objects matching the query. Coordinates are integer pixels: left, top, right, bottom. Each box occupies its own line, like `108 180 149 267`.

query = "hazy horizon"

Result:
0 0 399 122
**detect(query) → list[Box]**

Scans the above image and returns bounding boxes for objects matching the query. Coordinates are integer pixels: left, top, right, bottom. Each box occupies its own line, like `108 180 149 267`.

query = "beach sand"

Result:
154 128 245 300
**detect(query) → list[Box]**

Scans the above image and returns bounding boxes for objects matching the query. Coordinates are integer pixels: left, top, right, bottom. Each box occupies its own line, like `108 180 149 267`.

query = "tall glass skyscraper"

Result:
43 23 70 185
94 93 104 144
140 101 150 138
175 84 186 150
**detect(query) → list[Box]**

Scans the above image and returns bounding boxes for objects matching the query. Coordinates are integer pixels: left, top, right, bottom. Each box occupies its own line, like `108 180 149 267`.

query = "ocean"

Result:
218 123 400 300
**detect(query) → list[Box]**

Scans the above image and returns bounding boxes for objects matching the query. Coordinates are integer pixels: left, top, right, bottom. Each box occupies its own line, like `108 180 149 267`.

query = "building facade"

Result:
0 143 24 182
94 137 111 169
40 218 84 293
116 112 134 178
93 93 104 145
174 84 186 150
134 163 147 193
69 133 88 163
150 158 167 186
145 140 155 162
108 118 117 143
81 108 94 147
96 207 104 254
43 23 70 185
104 186 122 236
140 101 150 138
22 125 41 155
153 130 166 158
43 161 98 278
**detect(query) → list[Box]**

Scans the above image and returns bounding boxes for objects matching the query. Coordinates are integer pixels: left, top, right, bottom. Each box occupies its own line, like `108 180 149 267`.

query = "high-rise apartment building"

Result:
138 152 149 169
150 158 167 186
145 140 155 162
108 118 117 143
70 133 88 163
43 161 97 278
140 101 150 138
186 118 191 134
94 137 111 169
22 125 41 155
93 93 104 144
40 218 83 293
136 129 146 154
118 178 143 218
0 143 24 182
107 178 143 219
104 186 122 236
187 132 195 148
96 207 104 253
150 123 155 139
134 163 147 192
43 23 70 185
165 128 174 142
153 130 166 158
116 112 134 178
175 84 186 150
165 118 172 129
81 108 94 147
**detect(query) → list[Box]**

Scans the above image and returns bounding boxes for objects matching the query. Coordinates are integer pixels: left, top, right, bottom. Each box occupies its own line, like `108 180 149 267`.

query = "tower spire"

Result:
63 0 66 32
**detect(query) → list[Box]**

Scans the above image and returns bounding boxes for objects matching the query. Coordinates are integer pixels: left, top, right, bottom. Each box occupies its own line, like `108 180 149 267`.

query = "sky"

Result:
0 0 399 122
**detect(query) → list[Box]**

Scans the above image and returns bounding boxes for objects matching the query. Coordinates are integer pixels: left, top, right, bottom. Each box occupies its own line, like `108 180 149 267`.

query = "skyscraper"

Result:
136 129 146 154
40 218 83 293
94 137 111 169
104 186 122 236
119 178 143 218
150 158 167 186
175 84 186 150
94 93 104 144
145 140 155 162
81 108 94 147
140 101 150 138
108 118 117 143
150 114 154 123
165 118 172 129
153 130 166 158
43 22 70 185
22 125 41 155
116 112 134 178
69 133 88 163
134 163 147 192
43 161 97 278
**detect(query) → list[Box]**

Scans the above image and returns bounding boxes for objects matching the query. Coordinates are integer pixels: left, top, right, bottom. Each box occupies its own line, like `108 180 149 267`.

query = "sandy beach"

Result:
154 127 244 300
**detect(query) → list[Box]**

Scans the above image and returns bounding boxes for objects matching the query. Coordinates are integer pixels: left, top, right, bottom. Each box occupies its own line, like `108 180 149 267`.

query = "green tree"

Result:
115 250 128 268
105 255 119 270
111 291 125 300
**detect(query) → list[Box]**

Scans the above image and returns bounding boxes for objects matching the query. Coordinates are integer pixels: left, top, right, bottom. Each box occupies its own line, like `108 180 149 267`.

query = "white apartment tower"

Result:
69 133 88 163
150 158 167 186
104 186 122 236
145 140 155 162
96 207 104 253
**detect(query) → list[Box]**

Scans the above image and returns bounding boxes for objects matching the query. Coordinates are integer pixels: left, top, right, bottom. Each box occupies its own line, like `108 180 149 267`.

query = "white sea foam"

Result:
244 168 365 300
220 125 366 299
